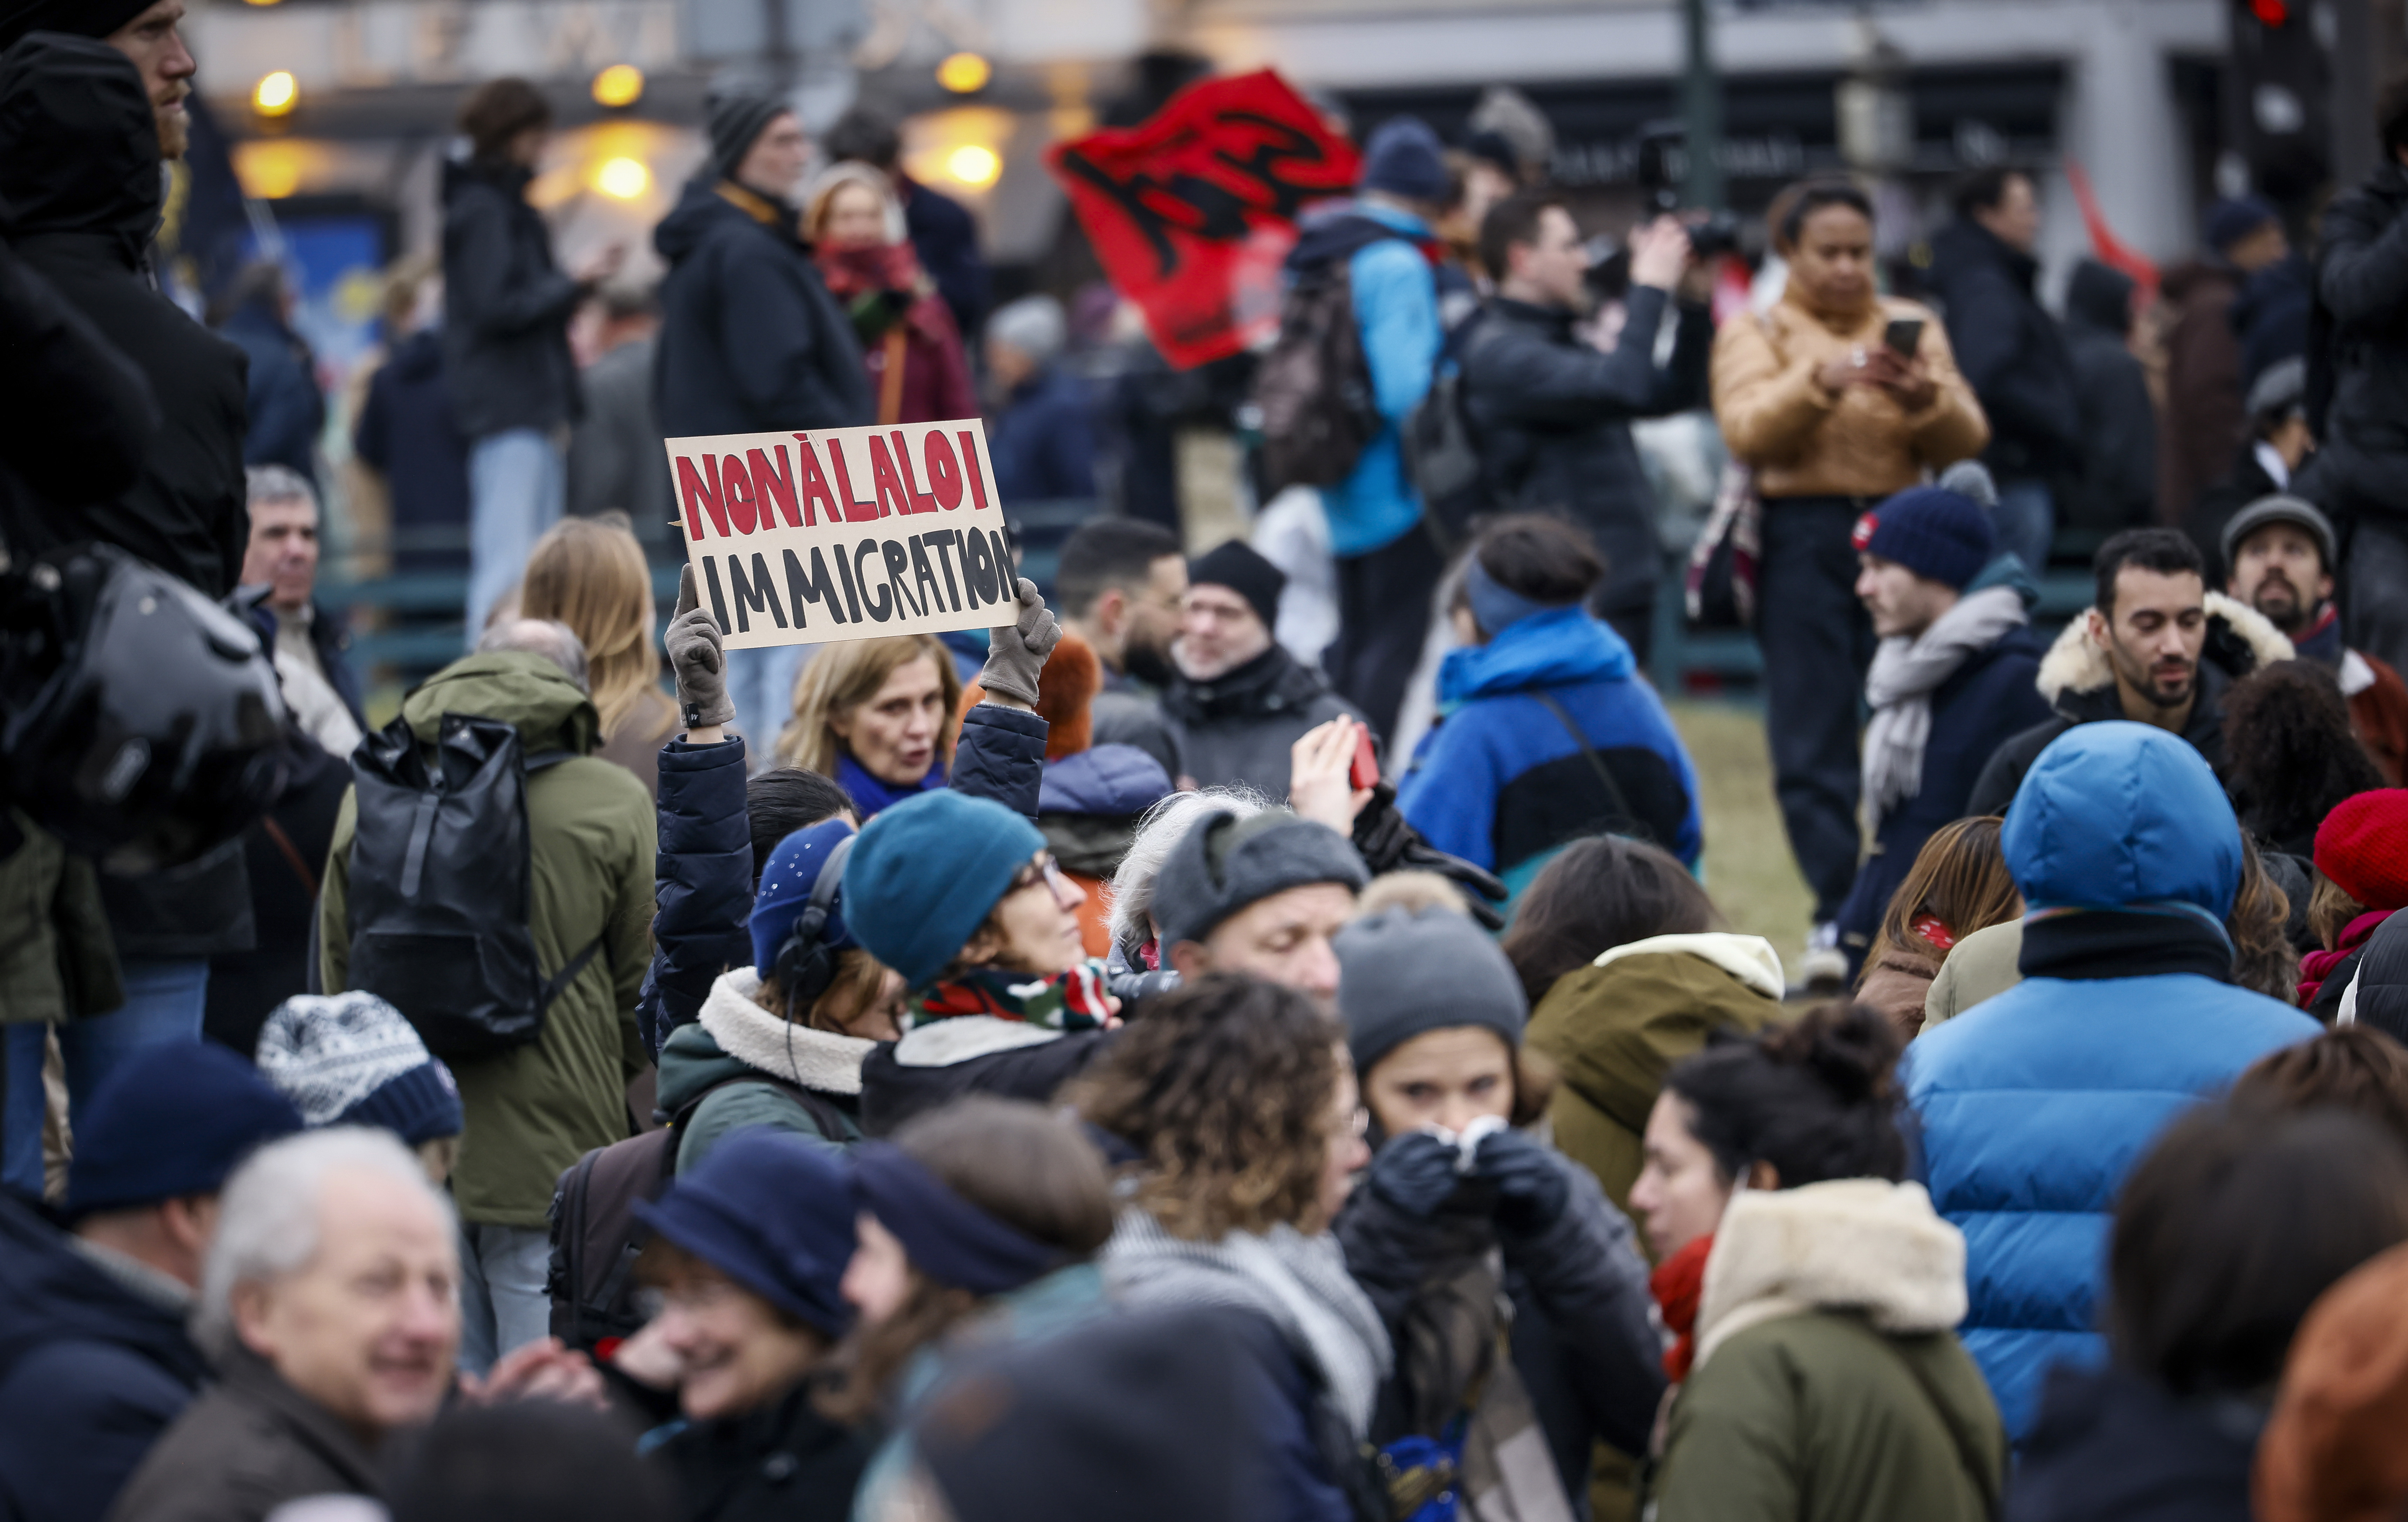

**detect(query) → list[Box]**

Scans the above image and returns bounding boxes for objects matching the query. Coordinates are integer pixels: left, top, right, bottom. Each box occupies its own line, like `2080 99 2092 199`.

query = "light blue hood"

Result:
1438 606 1635 707
2002 720 2241 920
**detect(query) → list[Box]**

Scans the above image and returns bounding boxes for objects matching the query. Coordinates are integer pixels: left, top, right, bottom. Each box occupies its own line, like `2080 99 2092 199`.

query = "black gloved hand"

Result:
1472 1129 1570 1236
1365 1130 1462 1218
1351 782 1509 929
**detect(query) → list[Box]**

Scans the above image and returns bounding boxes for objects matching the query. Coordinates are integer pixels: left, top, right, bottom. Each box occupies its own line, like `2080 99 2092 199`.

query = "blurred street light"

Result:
593 63 644 109
945 144 1000 186
595 157 651 199
937 52 991 94
252 70 298 118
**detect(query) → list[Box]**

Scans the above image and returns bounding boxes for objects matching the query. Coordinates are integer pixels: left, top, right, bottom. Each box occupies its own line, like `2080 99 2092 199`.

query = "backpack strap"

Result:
1527 690 1638 833
1839 1316 2000 1522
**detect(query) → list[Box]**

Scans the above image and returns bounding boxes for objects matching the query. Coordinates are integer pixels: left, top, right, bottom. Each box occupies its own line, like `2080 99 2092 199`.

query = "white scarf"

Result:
1861 586 2027 834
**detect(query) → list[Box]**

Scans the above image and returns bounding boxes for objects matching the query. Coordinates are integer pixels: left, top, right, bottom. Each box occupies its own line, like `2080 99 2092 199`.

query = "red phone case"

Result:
1350 730 1380 790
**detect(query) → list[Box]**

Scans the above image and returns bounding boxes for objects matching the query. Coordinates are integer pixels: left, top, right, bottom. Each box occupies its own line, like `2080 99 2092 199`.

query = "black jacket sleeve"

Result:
1496 1153 1665 1455
1470 287 1686 426
951 702 1048 820
639 735 754 1050
0 242 157 507
1945 268 2082 465
2321 190 2408 330
445 192 582 343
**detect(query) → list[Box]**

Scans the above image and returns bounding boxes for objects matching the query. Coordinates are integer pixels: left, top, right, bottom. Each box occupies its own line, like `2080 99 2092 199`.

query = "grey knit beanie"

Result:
1334 905 1527 1077
1154 810 1368 953
709 87 791 184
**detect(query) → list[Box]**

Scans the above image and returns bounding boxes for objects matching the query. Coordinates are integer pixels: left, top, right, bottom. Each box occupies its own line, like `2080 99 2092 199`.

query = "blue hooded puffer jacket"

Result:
1904 723 2317 1442
1397 607 1701 890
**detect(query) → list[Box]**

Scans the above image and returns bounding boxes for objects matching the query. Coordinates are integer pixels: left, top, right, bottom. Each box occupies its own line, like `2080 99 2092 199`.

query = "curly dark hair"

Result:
1661 1001 1907 1187
1070 974 1345 1240
2222 663 2385 854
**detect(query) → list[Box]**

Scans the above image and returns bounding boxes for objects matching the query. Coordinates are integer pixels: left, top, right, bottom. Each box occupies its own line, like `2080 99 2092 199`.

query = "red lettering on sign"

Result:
675 454 729 539
749 446 800 529
792 437 841 527
958 431 990 510
890 431 940 513
825 437 882 523
922 432 964 509
868 435 913 518
721 454 757 535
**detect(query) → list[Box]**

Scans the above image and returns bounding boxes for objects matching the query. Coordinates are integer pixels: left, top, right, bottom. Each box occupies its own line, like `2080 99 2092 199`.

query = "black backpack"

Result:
1401 314 1500 555
1254 258 1383 496
343 711 603 1059
545 1073 849 1353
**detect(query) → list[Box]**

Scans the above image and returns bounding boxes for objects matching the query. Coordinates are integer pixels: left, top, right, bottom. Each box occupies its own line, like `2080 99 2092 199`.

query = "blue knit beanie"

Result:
1852 487 1994 591
2203 195 2278 254
1359 116 1448 204
633 1130 854 1335
843 789 1045 989
751 820 859 978
254 993 462 1148
68 1042 304 1217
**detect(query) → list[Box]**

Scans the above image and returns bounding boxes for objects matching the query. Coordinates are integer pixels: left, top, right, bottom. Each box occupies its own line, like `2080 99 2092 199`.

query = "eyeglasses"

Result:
1009 852 1078 907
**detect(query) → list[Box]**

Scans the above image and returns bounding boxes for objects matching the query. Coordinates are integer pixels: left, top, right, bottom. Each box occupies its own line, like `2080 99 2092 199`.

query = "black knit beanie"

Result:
1188 540 1285 632
709 87 790 185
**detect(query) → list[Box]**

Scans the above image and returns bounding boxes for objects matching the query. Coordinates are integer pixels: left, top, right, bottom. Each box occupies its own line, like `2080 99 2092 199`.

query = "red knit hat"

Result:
2314 790 2408 913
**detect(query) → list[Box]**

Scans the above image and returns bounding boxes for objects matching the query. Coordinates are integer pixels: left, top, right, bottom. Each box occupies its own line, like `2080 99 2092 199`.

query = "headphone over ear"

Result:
773 832 857 1022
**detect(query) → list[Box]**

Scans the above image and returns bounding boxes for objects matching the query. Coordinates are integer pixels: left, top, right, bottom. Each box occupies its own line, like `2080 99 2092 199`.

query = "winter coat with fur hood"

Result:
1650 1179 2005 1522
1965 590 2292 816
654 966 875 1172
1524 934 1788 1217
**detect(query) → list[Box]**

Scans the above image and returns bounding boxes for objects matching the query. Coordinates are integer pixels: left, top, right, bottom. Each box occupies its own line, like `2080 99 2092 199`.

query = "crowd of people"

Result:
18 5 2408 1522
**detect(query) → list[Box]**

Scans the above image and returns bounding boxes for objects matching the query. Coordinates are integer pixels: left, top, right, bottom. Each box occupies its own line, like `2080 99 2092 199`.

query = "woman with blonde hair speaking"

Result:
776 634 963 817
521 514 678 793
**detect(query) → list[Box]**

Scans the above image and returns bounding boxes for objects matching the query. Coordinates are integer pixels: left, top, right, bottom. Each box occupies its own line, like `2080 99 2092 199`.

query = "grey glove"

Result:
978 576 1060 707
665 565 735 729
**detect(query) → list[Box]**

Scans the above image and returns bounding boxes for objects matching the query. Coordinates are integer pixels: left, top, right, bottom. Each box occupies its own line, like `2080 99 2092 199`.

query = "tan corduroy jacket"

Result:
1712 287 1990 499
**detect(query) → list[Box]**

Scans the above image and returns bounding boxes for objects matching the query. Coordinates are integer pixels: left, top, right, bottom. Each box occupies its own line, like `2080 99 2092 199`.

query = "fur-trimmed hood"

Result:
1694 1179 1966 1370
693 967 876 1096
2035 590 2292 706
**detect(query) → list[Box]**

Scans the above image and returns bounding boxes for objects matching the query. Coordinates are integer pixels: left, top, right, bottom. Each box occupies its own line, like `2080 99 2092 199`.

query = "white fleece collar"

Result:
892 1013 1062 1068
1593 932 1786 1001
2034 590 2293 703
699 968 876 1096
1693 1178 1966 1372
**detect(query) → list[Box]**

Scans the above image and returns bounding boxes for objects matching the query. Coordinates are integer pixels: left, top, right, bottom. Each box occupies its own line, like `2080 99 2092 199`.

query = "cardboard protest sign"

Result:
1048 69 1359 370
664 419 1013 651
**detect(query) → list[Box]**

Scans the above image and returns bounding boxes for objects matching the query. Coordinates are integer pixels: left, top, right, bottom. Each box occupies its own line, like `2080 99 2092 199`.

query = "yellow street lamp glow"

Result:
595 156 651 200
936 52 991 94
945 144 1000 187
252 71 298 117
592 63 644 109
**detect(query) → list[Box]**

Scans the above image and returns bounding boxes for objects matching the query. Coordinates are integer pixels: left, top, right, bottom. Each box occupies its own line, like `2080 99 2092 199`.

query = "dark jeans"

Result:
1758 495 1877 922
1329 526 1444 741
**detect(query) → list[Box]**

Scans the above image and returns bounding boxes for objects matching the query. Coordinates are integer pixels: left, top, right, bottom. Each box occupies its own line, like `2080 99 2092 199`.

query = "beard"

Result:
2249 574 2306 633
1122 633 1178 690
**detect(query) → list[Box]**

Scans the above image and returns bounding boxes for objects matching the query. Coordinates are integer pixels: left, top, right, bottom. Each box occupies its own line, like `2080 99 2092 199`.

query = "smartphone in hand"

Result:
1349 726 1381 791
1883 317 1925 357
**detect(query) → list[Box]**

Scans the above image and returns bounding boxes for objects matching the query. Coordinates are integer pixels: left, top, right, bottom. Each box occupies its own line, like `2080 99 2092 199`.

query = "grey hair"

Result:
195 1127 455 1360
477 616 590 693
246 463 318 515
1105 785 1275 958
985 294 1066 367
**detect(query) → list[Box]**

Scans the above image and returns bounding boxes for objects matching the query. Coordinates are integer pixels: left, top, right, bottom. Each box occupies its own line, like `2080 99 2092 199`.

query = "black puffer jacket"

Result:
0 33 245 596
2310 163 2408 514
1162 644 1362 796
1334 1146 1663 1503
1928 220 2081 481
440 157 582 438
653 177 872 438
1462 290 1712 620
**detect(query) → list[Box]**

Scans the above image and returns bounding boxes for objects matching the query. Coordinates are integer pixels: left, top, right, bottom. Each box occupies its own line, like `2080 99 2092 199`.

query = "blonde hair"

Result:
519 516 660 737
805 160 907 245
776 635 962 777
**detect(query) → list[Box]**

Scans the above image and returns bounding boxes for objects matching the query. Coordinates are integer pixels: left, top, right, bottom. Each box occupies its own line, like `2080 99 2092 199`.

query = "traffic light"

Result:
2230 0 2331 208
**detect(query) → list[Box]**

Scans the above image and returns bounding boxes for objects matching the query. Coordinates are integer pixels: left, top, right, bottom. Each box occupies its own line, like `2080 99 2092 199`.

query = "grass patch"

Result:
1670 701 1816 976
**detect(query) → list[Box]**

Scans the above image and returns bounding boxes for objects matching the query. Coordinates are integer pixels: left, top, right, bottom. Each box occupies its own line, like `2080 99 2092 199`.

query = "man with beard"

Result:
1056 518 1188 781
2224 495 2408 783
1161 540 1364 795
1968 528 2293 813
0 0 195 160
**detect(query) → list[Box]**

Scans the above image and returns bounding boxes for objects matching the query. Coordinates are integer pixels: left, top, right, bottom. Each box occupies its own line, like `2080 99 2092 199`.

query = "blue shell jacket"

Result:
1396 608 1701 888
1905 722 2317 1440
